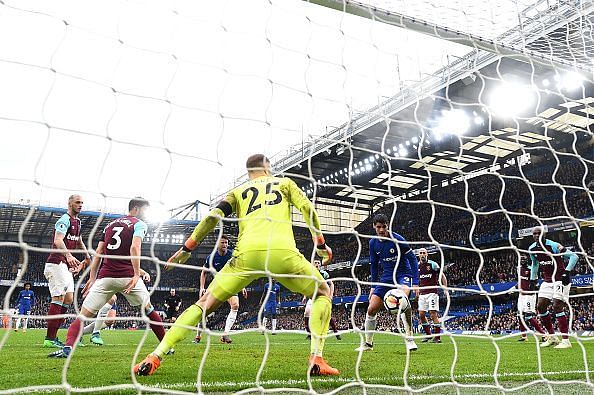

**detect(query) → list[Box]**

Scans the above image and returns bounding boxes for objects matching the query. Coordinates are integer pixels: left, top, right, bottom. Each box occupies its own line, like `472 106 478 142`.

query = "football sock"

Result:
154 304 203 358
23 316 29 331
224 309 237 334
57 304 70 334
272 318 277 331
94 303 112 334
364 313 377 345
518 315 528 334
421 322 432 335
329 317 338 333
148 309 166 341
304 316 310 333
528 316 545 335
65 317 83 347
400 309 412 337
46 301 63 340
432 323 441 340
262 317 268 330
556 312 569 340
539 311 555 335
309 295 331 357
14 317 21 330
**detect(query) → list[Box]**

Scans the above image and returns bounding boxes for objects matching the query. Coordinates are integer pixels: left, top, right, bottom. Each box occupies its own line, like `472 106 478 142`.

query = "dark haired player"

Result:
14 282 35 333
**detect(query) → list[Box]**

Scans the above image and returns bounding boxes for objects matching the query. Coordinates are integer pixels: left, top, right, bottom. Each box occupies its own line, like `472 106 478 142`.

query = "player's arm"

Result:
139 268 151 283
553 241 579 285
396 234 419 286
83 240 105 298
124 221 147 294
168 194 237 266
53 216 80 269
200 270 207 297
328 279 335 298
77 236 92 268
284 179 332 264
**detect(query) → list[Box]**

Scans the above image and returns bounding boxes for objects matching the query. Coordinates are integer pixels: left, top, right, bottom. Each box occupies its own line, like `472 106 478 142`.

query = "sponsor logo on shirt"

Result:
66 234 80 241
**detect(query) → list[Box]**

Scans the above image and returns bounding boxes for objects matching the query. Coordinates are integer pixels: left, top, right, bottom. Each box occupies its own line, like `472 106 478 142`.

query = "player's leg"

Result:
418 294 431 339
272 251 338 376
304 299 312 339
536 282 559 347
221 295 239 343
23 310 30 332
553 282 572 349
121 279 166 343
14 308 23 332
429 310 441 343
48 278 114 358
135 255 255 375
396 280 417 351
85 295 117 345
358 290 384 350
43 263 71 347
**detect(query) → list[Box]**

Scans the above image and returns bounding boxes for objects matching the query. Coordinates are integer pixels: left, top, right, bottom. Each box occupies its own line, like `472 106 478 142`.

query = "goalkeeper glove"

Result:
560 270 571 286
166 239 198 269
314 235 333 265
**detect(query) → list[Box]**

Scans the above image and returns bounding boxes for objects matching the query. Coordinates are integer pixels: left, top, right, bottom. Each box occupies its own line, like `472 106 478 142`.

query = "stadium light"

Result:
433 109 470 137
405 140 410 146
474 116 484 125
365 163 372 171
398 147 408 157
386 148 391 154
369 155 375 162
374 154 380 159
355 168 361 175
559 71 584 91
542 78 550 87
489 83 534 117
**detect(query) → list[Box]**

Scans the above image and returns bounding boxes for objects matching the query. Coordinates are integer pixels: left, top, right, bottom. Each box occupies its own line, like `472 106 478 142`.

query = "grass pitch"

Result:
0 328 593 394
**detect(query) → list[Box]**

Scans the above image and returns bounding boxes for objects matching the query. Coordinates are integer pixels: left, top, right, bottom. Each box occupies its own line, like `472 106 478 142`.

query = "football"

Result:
383 289 410 314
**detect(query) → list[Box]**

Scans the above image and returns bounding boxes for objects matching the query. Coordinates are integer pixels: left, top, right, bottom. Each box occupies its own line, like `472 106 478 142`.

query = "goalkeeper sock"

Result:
65 317 83 347
364 313 377 345
46 301 63 340
224 309 237 334
555 312 569 340
309 295 331 357
272 318 277 331
539 312 555 335
154 304 203 358
421 322 431 335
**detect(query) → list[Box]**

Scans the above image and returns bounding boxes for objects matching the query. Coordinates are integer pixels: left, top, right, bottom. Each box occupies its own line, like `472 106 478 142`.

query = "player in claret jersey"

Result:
357 213 419 352
14 282 35 333
48 197 166 358
529 227 579 349
417 248 446 343
517 255 545 342
134 154 339 377
43 194 91 348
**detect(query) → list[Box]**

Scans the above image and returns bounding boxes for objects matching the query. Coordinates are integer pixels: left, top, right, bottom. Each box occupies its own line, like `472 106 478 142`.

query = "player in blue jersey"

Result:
357 213 420 352
14 283 35 333
194 235 247 344
260 280 281 333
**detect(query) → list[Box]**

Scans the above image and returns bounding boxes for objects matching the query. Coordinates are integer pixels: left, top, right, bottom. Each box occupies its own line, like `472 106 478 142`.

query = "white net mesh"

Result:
1 0 594 393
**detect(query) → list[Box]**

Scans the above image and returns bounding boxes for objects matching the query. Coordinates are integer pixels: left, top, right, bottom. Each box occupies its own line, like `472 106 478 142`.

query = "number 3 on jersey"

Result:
107 226 124 250
242 181 282 214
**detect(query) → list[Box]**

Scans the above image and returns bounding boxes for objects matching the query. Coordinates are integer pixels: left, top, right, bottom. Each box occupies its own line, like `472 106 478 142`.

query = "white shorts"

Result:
538 281 570 303
517 293 537 314
44 262 74 297
418 293 439 312
82 277 150 314
304 299 312 317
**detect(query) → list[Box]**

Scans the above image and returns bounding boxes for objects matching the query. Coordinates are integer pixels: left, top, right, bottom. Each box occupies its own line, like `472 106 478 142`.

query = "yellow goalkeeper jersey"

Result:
222 175 319 252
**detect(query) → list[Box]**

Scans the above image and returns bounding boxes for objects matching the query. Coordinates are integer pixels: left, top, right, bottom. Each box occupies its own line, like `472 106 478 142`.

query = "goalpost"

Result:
0 0 593 393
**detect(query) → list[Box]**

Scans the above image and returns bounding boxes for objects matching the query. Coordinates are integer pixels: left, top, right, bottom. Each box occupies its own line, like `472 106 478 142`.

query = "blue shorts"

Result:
18 306 31 315
264 305 277 317
373 275 413 299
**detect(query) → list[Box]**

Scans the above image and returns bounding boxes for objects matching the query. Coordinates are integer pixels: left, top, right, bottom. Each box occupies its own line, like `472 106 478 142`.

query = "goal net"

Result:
0 0 593 393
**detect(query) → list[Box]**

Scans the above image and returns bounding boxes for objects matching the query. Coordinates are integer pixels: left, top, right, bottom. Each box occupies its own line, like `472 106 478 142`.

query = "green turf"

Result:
0 329 592 394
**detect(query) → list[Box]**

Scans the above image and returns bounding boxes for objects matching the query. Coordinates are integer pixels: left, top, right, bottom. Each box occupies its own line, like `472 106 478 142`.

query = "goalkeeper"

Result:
134 154 339 376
